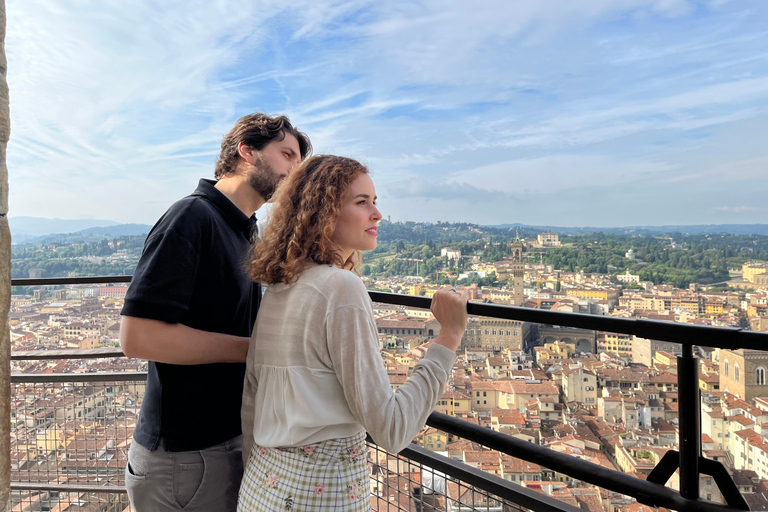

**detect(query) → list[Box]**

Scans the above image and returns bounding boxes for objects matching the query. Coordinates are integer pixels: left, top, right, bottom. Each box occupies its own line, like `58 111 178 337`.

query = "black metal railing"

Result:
10 275 766 512
10 367 579 512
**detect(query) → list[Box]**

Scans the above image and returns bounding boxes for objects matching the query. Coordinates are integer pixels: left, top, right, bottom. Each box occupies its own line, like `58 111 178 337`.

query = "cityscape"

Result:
8 224 768 510
5 1 768 511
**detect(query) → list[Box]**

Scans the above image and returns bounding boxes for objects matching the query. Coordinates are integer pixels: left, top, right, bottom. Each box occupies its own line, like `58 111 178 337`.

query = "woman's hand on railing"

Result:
431 286 469 351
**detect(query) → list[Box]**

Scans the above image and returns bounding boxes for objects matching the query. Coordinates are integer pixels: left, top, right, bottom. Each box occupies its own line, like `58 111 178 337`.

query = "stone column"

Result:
0 1 11 510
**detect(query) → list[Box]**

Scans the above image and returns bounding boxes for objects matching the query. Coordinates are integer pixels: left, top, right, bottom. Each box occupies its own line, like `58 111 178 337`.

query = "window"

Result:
514 330 519 336
757 367 766 386
483 391 487 397
492 330 497 335
485 329 490 335
724 359 729 377
735 363 740 382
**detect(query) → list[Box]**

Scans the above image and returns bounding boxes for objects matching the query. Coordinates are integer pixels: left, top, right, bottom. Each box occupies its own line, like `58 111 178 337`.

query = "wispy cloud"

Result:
5 0 768 227
716 206 763 213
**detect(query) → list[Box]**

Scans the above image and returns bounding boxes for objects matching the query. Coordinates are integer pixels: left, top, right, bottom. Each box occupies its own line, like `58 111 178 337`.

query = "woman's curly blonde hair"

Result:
248 155 369 285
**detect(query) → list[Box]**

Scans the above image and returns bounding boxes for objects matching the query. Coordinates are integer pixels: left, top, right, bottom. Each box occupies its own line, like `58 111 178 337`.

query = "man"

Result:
119 113 311 512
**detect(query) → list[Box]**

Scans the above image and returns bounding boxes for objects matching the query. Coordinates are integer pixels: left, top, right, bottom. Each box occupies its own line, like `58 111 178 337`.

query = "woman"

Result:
239 155 468 511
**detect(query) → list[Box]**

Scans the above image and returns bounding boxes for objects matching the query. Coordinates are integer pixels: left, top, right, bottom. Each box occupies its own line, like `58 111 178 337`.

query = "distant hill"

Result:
10 219 152 245
9 216 121 243
75 223 152 237
487 223 768 237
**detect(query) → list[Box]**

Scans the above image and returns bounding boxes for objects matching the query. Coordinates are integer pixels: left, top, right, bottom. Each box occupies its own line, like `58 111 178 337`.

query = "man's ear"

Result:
237 142 256 165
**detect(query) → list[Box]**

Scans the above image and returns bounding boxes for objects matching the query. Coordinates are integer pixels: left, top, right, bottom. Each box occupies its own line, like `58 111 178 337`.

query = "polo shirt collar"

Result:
192 179 256 238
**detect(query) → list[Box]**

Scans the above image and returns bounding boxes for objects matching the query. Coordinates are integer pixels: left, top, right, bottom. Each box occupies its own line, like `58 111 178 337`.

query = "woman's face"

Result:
332 173 382 262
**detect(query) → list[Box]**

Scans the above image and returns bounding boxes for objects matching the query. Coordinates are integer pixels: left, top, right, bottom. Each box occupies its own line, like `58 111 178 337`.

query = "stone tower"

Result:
511 230 524 307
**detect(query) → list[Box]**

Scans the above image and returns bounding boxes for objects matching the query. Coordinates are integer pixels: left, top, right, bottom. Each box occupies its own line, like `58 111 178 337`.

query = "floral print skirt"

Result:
237 432 370 512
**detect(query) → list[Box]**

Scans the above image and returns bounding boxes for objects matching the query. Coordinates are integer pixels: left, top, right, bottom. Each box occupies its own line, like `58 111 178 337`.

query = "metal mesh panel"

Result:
10 488 132 512
11 377 145 489
367 440 525 512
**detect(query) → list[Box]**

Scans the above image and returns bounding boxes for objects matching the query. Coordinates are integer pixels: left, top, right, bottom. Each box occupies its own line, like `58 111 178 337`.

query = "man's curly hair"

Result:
248 155 369 285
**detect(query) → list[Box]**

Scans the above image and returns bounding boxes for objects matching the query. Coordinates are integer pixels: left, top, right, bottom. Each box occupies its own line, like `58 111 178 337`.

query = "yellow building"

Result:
598 332 633 357
565 287 620 305
418 428 448 451
434 390 472 416
78 337 100 350
743 262 768 283
407 283 425 295
704 300 725 315
468 382 511 411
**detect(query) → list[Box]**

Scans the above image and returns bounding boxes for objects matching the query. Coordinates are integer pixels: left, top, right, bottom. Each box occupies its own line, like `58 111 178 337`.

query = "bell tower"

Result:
511 230 524 307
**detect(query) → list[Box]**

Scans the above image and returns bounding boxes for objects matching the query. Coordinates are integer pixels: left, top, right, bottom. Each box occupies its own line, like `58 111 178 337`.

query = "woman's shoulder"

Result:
301 265 368 304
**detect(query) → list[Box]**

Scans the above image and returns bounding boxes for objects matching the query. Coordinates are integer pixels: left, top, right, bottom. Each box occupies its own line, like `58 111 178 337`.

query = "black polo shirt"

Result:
122 179 260 451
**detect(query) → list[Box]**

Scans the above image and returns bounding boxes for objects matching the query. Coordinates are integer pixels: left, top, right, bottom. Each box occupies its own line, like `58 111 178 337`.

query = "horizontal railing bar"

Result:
10 482 127 493
11 371 147 383
391 439 583 512
369 291 765 351
425 411 743 512
10 276 766 351
11 275 133 286
12 348 126 360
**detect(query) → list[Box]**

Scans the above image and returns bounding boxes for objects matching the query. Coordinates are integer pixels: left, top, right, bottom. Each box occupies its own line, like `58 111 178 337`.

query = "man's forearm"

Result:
119 316 250 364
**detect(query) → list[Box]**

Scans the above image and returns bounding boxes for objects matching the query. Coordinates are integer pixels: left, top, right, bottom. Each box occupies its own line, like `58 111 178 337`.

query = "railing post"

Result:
677 344 701 500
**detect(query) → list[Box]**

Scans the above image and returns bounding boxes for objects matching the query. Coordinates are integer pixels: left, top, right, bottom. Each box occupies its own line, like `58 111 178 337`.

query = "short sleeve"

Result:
121 227 201 324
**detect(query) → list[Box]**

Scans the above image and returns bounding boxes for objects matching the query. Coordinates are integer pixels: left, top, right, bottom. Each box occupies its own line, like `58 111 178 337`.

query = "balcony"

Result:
7 276 765 512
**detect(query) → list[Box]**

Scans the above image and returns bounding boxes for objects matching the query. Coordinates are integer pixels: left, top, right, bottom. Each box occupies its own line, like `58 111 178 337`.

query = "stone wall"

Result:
0 1 10 509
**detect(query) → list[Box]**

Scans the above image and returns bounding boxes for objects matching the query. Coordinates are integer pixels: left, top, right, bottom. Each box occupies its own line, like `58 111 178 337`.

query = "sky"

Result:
5 0 768 227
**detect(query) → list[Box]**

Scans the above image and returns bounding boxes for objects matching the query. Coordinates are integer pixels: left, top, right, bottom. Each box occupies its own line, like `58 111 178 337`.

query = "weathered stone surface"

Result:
1 0 11 509
0 218 9 512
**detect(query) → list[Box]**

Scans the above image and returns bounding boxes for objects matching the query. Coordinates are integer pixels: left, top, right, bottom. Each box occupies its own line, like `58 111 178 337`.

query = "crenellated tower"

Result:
510 230 524 307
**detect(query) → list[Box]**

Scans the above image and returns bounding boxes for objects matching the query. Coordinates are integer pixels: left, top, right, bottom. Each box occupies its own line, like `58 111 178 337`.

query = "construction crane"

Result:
395 257 423 275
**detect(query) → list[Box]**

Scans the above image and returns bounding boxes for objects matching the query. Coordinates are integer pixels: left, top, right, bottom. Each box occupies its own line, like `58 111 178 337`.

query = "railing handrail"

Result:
11 275 133 286
11 371 146 383
11 275 767 351
11 348 126 360
369 291 764 351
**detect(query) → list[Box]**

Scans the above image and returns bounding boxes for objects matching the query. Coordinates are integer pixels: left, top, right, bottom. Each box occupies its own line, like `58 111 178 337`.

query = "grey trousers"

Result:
125 436 244 512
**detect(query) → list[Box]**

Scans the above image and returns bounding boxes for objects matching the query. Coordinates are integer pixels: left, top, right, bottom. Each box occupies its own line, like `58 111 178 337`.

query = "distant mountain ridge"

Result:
9 217 152 244
486 223 768 236
9 216 768 244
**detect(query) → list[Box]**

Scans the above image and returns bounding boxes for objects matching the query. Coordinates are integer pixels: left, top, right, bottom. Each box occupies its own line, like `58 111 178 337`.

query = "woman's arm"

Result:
327 287 468 453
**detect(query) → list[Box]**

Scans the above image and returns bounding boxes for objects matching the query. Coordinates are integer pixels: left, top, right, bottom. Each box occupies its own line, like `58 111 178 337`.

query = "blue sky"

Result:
6 0 768 227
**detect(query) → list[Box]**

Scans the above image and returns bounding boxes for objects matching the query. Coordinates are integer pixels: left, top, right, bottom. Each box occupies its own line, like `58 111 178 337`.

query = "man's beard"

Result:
247 154 283 201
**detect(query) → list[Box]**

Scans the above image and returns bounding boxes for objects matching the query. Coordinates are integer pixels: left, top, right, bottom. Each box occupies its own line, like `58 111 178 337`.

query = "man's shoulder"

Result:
150 194 220 240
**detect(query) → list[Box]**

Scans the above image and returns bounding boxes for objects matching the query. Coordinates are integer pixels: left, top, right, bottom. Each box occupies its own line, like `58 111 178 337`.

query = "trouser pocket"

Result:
173 451 205 509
